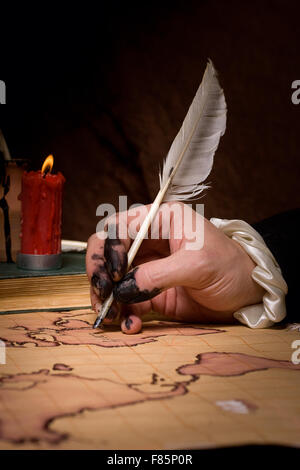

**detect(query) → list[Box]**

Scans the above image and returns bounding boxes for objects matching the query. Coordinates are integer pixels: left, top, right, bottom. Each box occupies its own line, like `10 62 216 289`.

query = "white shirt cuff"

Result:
210 217 288 328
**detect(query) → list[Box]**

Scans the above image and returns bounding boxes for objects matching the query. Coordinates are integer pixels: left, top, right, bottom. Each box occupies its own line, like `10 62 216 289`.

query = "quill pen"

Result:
93 59 227 328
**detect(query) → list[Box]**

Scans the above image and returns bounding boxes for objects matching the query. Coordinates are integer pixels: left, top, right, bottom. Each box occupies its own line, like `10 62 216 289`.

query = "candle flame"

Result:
41 155 54 175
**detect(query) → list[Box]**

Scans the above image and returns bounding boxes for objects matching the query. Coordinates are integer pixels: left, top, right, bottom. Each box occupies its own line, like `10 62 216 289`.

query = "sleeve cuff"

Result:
210 217 288 328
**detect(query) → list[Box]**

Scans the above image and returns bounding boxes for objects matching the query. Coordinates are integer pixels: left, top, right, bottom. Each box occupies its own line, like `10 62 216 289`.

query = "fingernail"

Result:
125 317 133 330
91 273 113 300
95 303 101 314
93 286 100 297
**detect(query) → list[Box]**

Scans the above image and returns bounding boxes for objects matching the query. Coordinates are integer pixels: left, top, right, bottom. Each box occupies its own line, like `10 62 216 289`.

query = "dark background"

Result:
1 0 300 241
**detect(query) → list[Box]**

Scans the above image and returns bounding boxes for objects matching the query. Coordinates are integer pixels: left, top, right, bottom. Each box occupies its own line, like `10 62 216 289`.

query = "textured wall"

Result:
1 1 300 241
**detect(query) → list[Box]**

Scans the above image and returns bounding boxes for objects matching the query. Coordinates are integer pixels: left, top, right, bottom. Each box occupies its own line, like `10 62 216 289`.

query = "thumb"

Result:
113 252 187 304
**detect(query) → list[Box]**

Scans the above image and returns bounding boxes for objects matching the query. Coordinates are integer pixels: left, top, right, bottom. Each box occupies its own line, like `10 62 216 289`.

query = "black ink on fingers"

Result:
113 267 161 304
91 254 105 261
106 304 118 320
104 225 127 281
125 317 133 330
91 265 113 300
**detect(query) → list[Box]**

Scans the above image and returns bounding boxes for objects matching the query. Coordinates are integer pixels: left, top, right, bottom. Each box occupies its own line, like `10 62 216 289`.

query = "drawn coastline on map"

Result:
1 351 300 444
0 311 225 349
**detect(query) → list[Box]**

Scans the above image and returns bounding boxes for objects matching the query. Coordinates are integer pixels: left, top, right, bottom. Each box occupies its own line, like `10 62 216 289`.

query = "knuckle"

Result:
143 264 161 288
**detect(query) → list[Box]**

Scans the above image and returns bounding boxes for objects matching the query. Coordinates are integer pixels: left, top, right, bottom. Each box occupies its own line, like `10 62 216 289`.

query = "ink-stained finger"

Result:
86 233 106 282
121 314 142 334
91 270 113 301
86 233 114 301
104 224 128 282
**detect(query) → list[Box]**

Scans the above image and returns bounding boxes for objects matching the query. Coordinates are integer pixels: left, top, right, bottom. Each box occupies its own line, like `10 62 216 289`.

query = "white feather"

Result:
161 59 227 201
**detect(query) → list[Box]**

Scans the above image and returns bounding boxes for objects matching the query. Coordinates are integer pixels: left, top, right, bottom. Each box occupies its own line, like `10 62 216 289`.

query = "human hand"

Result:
86 202 264 334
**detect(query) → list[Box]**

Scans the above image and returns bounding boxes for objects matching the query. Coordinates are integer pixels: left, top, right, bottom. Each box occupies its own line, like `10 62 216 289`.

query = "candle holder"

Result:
17 253 62 271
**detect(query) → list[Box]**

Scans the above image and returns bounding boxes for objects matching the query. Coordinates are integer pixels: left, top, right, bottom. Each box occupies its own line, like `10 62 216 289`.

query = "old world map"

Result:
0 310 300 449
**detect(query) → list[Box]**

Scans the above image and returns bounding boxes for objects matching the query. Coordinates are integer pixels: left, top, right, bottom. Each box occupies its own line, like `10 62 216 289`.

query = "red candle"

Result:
20 155 65 255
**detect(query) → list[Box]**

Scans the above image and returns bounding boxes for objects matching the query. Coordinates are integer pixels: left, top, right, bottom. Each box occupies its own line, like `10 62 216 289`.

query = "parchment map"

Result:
0 309 300 449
